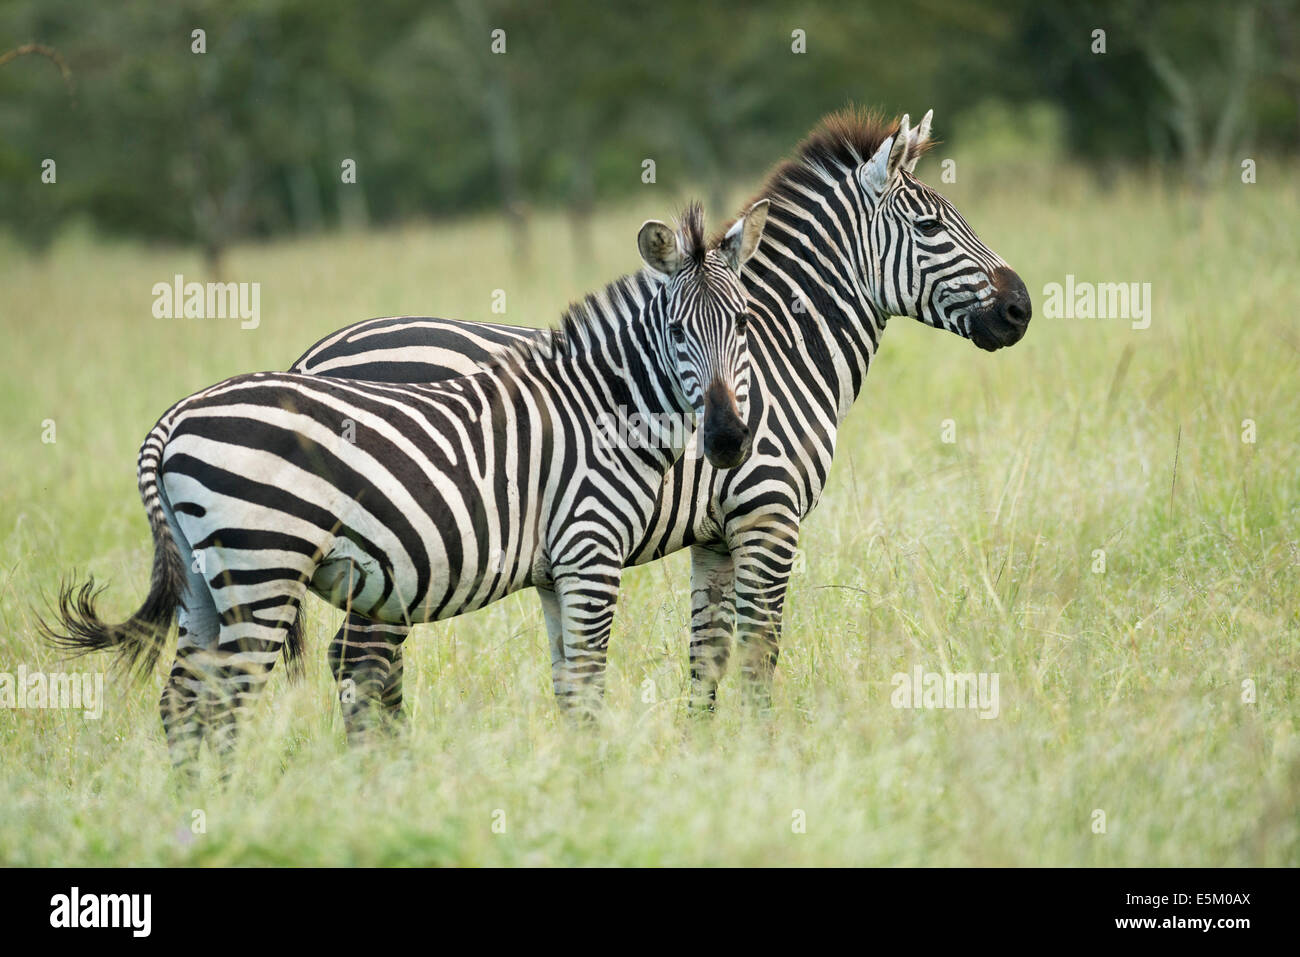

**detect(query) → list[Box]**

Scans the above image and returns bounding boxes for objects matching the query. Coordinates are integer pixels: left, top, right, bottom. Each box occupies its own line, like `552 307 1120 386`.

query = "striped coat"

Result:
45 202 770 763
292 109 1033 723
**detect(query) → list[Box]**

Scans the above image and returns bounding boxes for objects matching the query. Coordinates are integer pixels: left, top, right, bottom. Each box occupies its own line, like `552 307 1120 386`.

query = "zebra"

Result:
291 108 1033 727
43 200 771 764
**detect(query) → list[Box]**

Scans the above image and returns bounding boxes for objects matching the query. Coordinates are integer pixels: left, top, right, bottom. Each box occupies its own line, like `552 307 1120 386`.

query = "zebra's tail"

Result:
41 423 186 678
283 602 306 681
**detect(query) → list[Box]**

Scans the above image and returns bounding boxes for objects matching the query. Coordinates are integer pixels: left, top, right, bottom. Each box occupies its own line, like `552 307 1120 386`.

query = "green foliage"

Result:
3 0 1297 250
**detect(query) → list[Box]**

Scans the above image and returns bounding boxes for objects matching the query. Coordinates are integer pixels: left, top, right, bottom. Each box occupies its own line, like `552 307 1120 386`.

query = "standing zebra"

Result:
44 201 769 763
293 108 1033 725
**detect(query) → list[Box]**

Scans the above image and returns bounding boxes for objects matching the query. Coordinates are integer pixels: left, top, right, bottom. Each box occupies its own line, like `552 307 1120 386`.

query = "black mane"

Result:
483 203 715 373
739 106 937 220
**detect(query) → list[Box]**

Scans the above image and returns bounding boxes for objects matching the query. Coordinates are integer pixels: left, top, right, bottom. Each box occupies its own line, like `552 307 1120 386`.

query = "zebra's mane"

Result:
737 106 937 219
482 203 710 374
675 200 709 267
477 269 660 377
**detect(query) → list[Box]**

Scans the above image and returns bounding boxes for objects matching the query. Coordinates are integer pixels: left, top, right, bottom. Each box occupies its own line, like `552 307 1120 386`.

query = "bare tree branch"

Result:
0 43 76 106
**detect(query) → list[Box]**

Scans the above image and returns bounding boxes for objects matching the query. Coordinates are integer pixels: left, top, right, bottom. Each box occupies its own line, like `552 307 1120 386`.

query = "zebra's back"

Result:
293 315 540 382
292 315 724 563
158 370 549 624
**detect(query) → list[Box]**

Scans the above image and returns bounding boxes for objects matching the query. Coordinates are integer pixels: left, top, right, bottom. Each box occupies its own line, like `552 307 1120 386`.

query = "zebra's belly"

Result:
307 543 535 626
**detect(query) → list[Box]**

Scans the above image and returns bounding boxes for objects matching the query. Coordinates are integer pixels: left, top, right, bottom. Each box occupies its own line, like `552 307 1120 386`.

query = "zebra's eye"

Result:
735 312 748 334
670 323 686 344
916 218 943 236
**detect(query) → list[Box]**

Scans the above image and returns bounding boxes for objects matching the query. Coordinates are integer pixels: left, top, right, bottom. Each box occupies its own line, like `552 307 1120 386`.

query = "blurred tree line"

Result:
1 0 1297 266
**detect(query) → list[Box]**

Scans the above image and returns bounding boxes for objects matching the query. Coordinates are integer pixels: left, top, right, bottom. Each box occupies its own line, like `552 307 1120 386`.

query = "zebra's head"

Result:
637 200 769 469
858 110 1031 351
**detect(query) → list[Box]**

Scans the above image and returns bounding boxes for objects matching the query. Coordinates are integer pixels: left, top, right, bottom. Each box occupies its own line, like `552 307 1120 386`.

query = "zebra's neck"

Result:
742 176 887 431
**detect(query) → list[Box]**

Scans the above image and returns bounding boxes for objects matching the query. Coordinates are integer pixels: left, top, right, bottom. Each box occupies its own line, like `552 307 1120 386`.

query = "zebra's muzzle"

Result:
701 379 752 469
970 267 1031 351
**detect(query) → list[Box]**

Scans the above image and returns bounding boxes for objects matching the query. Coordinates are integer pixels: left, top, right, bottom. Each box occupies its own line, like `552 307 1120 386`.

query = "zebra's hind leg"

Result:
160 645 213 785
327 612 410 743
379 643 406 718
160 610 278 782
184 580 306 777
688 543 737 714
157 504 223 782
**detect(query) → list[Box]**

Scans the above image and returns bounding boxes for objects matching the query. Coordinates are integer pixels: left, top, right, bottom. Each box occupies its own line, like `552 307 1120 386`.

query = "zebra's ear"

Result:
718 199 770 272
638 220 684 277
903 108 934 174
861 125 910 197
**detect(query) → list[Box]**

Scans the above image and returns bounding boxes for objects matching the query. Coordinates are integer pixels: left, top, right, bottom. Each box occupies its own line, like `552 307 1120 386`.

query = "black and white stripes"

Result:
44 202 770 763
292 107 1032 723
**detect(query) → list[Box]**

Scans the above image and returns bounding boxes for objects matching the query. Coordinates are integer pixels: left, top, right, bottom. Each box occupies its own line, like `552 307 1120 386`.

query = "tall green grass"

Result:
0 166 1296 865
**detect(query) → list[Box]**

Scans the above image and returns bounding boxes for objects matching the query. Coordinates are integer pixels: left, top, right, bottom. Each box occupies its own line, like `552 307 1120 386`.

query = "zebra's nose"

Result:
993 267 1031 329
701 380 752 469
702 417 750 465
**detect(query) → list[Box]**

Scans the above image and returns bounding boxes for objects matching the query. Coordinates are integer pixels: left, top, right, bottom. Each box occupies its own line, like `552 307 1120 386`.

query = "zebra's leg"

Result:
729 517 801 714
158 507 222 779
379 642 407 717
198 581 308 771
549 567 622 719
160 630 220 781
536 585 566 701
688 543 736 714
326 612 410 742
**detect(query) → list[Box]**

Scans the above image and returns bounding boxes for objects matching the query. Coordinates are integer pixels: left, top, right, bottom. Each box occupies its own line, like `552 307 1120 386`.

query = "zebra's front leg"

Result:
537 585 566 702
327 611 410 743
688 543 736 713
546 568 622 720
729 518 800 714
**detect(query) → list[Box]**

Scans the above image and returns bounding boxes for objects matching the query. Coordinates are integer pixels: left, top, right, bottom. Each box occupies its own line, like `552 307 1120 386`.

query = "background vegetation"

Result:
0 1 1296 865
4 0 1300 258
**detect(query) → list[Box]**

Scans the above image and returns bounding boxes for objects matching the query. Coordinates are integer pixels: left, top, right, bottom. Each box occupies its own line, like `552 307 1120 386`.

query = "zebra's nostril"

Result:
992 267 1031 328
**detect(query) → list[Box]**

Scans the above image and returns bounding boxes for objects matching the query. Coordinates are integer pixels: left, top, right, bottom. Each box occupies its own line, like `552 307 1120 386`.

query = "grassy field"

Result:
1 165 1296 866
